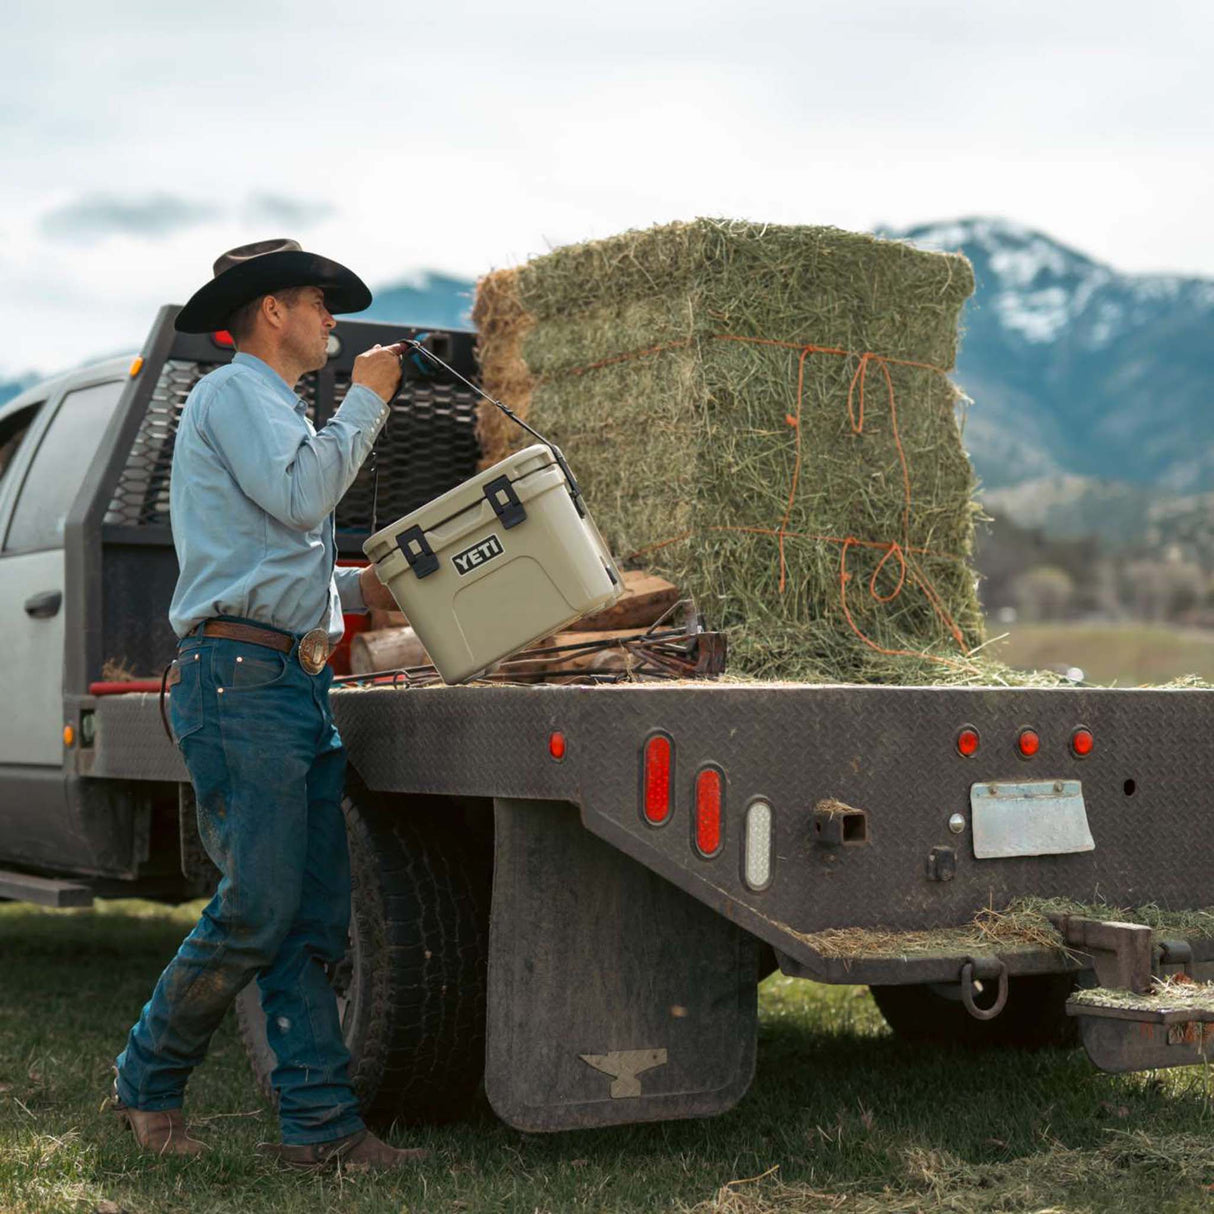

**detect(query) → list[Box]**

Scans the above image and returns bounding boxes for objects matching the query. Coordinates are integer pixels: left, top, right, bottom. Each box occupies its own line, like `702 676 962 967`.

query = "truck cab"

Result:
0 363 130 879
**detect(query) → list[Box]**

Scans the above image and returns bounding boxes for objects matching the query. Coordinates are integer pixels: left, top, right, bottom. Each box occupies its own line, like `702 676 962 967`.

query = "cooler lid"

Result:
364 443 557 559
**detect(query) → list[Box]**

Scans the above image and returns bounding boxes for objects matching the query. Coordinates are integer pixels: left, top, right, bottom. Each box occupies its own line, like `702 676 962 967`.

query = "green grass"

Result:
990 622 1214 686
5 901 1214 1212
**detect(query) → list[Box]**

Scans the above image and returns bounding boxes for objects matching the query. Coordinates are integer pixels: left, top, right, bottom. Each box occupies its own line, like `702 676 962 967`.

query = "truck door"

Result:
0 380 124 767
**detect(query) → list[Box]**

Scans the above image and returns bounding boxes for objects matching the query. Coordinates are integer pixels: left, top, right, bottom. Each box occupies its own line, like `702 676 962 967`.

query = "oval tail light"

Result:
642 734 673 824
694 767 723 857
743 799 773 890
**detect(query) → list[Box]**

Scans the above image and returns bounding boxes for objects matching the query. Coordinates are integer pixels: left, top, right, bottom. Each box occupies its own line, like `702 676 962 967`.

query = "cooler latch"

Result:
396 525 440 579
484 476 527 529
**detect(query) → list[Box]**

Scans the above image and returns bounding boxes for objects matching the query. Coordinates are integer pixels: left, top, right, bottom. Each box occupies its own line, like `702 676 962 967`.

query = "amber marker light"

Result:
63 724 75 747
1071 727 1094 758
956 726 980 757
129 355 144 377
1017 728 1040 758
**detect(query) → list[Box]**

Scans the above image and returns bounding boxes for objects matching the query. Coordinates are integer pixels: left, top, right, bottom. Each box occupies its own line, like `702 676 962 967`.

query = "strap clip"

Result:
483 475 526 529
396 525 439 578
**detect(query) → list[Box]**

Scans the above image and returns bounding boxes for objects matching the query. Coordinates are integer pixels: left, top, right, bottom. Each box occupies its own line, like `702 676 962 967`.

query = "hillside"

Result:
893 218 1214 495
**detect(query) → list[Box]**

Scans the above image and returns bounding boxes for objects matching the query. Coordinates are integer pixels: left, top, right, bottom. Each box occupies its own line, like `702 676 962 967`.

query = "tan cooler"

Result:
363 444 622 683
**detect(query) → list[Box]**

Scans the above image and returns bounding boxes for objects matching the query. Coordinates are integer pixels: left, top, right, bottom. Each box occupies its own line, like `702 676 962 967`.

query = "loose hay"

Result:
474 218 1045 685
796 897 1214 961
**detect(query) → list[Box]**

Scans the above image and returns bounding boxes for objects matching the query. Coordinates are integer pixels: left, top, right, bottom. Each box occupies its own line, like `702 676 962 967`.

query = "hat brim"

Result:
174 250 372 333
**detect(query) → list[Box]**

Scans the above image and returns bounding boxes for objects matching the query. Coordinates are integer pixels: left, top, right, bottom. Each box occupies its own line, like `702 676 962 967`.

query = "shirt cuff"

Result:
334 565 367 613
339 383 392 434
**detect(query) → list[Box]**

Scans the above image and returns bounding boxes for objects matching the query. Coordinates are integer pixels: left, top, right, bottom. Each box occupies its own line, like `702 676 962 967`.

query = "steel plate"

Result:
970 779 1094 859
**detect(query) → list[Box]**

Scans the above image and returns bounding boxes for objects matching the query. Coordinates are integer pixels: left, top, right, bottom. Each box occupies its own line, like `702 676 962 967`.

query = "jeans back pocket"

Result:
169 651 206 743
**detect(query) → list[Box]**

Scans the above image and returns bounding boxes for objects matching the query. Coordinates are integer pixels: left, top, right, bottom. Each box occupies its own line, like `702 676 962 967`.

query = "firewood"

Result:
350 626 429 675
368 607 409 631
573 571 679 631
501 631 638 679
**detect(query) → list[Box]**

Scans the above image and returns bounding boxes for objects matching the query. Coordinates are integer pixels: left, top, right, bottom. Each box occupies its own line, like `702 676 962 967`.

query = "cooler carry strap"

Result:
396 525 440 579
400 338 588 519
483 475 527 529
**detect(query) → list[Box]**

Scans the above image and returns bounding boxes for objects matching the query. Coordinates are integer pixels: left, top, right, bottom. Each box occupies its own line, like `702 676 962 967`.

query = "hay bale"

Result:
473 218 1035 684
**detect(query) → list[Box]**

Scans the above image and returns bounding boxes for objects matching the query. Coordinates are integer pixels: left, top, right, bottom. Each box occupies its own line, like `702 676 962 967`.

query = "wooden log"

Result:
350 626 429 675
368 607 409 631
501 630 639 679
573 571 679 631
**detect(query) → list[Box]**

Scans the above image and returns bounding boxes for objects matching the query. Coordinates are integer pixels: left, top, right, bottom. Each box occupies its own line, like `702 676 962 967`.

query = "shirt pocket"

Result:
168 652 206 743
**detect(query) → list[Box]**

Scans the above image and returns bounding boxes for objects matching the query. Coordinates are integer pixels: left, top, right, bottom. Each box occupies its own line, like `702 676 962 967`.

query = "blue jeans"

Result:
115 625 364 1145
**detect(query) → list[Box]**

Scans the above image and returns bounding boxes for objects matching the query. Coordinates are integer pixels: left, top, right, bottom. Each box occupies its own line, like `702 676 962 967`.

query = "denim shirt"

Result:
168 352 390 643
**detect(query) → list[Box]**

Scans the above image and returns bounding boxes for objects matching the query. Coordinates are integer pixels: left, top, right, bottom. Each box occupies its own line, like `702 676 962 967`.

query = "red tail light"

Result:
548 731 566 761
211 330 235 349
956 726 980 757
642 734 673 824
1017 728 1040 758
1071 727 1094 757
694 767 723 857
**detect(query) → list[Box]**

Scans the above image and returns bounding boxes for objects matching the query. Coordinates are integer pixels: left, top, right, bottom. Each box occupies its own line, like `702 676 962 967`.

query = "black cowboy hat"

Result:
174 238 372 334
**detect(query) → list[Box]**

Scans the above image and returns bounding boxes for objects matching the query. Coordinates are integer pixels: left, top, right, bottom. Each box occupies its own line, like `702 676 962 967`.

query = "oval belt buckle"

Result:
298 627 330 675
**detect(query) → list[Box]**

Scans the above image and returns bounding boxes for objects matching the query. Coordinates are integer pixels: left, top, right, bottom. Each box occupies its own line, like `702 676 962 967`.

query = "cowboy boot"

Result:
257 1128 429 1172
112 1099 208 1157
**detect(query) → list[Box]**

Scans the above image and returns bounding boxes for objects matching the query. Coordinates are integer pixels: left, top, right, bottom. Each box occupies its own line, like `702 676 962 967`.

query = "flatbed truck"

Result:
2 307 1212 1131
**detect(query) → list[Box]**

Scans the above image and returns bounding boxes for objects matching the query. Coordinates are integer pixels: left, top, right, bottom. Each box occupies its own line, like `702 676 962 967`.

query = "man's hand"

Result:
352 344 403 403
359 563 399 611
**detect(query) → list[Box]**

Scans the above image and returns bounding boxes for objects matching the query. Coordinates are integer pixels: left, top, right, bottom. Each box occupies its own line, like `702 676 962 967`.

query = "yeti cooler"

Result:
363 444 622 683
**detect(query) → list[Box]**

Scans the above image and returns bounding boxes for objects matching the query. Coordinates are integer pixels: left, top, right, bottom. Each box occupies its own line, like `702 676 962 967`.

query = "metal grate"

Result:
336 377 482 536
105 359 204 527
105 360 479 534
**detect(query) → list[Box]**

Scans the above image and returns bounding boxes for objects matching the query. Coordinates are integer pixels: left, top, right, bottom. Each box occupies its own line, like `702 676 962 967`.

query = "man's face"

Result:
277 286 335 372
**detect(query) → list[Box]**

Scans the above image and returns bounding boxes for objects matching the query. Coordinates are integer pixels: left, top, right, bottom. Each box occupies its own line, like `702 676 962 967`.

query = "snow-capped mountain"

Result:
893 218 1214 496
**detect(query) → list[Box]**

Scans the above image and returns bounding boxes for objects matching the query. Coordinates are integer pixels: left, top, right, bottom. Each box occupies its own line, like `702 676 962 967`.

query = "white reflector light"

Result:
743 799 773 890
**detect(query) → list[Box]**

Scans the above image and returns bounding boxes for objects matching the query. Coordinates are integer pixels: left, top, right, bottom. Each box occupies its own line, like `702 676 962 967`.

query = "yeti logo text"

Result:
452 534 504 576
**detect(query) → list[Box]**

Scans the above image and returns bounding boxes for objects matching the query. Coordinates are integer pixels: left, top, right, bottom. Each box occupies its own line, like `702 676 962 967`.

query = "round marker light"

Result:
548 731 566 761
1017 728 1040 758
956 726 980 757
1071 727 1094 758
63 724 75 747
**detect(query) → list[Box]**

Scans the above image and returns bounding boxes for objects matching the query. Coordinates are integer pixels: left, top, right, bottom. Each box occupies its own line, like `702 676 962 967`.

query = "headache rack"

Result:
100 315 484 550
72 308 485 691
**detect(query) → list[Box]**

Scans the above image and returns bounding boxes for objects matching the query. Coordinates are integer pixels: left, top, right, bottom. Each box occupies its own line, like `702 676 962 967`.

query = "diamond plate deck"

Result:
92 681 1214 970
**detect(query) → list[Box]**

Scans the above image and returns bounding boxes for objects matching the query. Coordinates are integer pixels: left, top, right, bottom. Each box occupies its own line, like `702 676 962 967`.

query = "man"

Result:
111 239 423 1171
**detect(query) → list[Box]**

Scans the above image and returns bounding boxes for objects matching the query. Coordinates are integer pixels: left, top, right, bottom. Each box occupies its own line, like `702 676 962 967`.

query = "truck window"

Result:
0 402 43 490
4 381 124 552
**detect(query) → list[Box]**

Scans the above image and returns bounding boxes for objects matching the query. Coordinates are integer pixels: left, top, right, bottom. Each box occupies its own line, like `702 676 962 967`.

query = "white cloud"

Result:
1 0 1212 372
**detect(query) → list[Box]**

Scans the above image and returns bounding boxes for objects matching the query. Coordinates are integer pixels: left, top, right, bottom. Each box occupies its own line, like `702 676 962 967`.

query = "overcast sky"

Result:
3 0 1212 374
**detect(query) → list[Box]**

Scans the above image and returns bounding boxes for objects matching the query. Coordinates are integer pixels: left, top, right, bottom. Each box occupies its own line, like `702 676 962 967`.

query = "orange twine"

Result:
550 334 972 667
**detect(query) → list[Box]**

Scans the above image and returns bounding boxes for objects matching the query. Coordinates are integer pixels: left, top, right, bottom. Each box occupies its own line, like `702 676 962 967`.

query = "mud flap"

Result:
486 797 757 1131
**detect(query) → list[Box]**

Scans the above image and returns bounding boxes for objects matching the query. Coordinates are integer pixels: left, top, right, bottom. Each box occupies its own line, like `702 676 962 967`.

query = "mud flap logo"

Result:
452 533 504 576
579 1048 668 1098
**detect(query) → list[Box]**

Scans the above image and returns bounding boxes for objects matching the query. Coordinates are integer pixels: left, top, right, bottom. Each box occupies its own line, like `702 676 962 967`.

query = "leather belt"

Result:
198 620 331 675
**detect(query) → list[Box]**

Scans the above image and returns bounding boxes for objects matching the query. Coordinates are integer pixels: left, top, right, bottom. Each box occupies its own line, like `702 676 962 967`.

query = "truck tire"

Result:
869 972 1081 1049
235 787 492 1124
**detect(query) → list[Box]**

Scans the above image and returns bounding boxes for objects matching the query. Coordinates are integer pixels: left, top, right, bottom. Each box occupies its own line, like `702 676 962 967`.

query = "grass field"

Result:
989 622 1214 686
4 902 1214 1212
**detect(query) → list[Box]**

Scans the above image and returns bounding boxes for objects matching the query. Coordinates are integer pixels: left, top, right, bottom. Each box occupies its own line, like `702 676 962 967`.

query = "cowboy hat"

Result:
174 238 372 333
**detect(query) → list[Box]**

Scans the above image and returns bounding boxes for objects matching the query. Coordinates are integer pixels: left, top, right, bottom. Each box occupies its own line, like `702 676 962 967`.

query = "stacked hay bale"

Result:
473 218 1025 684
